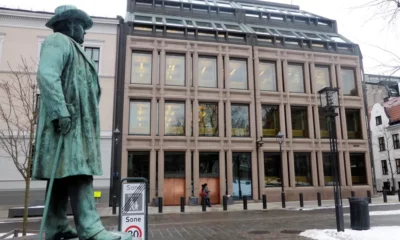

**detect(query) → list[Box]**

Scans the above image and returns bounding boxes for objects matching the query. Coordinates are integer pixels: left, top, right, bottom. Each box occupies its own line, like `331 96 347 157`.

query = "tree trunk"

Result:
387 151 396 193
22 176 31 236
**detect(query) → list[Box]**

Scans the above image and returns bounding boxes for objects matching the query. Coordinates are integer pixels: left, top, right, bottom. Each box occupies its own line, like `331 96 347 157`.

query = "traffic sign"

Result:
122 215 145 239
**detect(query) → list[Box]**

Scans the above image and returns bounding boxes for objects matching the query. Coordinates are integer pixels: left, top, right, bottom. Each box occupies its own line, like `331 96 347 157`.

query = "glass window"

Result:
381 160 388 175
376 116 382 126
128 152 150 179
84 47 100 72
379 137 385 151
164 152 185 178
129 100 151 135
166 54 185 86
287 63 304 93
314 65 330 92
393 134 399 149
350 153 367 185
199 152 219 177
291 106 309 138
322 153 333 186
232 152 252 199
198 57 217 88
319 108 329 138
264 152 281 187
229 59 248 89
131 52 152 84
259 61 277 91
341 68 357 96
294 152 313 186
261 105 279 137
345 109 362 139
165 102 185 136
198 103 218 136
396 159 400 174
231 104 250 137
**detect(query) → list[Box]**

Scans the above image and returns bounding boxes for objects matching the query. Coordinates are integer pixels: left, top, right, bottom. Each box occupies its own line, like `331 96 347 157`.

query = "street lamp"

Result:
276 131 285 208
318 86 344 232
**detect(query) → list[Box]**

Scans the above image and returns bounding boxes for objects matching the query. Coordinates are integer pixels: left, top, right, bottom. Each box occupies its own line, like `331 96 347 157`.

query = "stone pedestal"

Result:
226 195 234 205
187 196 199 206
152 197 159 207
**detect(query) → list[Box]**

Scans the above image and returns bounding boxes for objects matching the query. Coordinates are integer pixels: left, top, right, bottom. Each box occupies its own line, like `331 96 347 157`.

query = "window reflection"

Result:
198 103 218 136
322 153 333 186
291 106 308 138
231 104 250 137
198 57 217 88
319 108 329 138
262 105 279 137
294 152 312 186
131 52 152 84
264 152 281 187
129 101 151 135
350 153 367 185
166 55 185 86
164 152 186 177
165 102 185 136
199 152 219 177
287 63 304 93
341 68 357 96
259 62 277 91
314 65 330 92
346 109 362 139
229 59 248 89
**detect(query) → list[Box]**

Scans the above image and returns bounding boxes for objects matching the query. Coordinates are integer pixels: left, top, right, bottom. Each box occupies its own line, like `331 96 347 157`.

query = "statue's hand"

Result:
53 117 72 135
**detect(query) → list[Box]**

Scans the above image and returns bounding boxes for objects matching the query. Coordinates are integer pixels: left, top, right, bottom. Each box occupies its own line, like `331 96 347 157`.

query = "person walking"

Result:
201 183 211 207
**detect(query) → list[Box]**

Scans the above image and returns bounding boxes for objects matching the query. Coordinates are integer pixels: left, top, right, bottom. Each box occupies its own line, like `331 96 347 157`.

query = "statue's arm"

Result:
37 34 70 121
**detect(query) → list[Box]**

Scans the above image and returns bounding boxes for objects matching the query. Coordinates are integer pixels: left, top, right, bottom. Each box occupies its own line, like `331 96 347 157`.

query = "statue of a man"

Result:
32 5 124 240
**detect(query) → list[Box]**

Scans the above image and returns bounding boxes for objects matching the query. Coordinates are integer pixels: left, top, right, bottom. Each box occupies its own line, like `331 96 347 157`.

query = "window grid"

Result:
379 137 385 152
396 159 400 174
84 47 100 72
393 134 399 149
381 160 388 175
376 116 382 126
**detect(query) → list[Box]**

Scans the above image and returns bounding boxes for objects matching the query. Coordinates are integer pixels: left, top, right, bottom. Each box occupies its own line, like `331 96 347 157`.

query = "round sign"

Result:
125 225 143 238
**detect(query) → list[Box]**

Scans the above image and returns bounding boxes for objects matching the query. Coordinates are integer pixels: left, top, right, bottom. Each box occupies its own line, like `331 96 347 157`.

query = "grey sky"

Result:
2 0 399 76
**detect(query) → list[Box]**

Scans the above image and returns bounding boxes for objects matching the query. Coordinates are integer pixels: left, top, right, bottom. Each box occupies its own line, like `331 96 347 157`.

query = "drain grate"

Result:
248 230 270 235
281 230 302 234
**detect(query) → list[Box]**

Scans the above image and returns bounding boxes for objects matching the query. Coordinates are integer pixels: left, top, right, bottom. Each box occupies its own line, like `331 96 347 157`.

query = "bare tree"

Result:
352 0 400 26
0 57 38 236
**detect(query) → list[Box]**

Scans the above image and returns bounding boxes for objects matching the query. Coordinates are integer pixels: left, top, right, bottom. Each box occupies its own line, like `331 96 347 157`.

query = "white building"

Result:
370 97 400 192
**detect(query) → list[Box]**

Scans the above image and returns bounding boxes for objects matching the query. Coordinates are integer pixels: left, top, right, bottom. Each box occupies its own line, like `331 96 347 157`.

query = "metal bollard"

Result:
383 190 388 203
180 197 185 213
351 191 355 197
262 194 267 209
367 190 372 204
223 195 227 211
112 195 117 215
281 192 286 208
14 230 18 237
317 192 322 207
398 190 400 202
299 193 304 208
158 197 163 213
202 196 206 212
243 196 248 210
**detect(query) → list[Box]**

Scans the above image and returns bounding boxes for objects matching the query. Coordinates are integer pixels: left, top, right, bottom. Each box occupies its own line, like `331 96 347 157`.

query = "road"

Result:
1 204 400 239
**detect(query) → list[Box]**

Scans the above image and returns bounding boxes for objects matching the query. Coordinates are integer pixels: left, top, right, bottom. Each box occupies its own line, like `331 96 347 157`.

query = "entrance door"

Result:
164 152 185 206
232 152 252 200
199 152 220 204
127 152 150 201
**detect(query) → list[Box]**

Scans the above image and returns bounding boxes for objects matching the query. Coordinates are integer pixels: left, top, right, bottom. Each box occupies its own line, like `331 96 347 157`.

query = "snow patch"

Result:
344 210 400 216
299 226 400 240
0 233 36 239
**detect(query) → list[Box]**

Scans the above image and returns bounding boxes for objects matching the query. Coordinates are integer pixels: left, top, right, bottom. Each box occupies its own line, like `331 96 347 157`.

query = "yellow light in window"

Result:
230 69 236 75
201 66 206 73
169 76 172 79
139 123 142 127
259 71 264 76
172 65 175 71
140 62 143 69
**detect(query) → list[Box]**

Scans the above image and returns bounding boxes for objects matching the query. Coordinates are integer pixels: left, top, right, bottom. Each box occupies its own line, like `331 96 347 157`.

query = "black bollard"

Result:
180 197 185 213
262 194 267 209
351 191 355 197
112 195 117 215
383 190 388 203
202 196 206 212
299 193 304 208
317 192 322 207
243 196 248 210
367 190 372 204
223 196 227 211
281 192 286 208
158 197 163 213
398 190 400 202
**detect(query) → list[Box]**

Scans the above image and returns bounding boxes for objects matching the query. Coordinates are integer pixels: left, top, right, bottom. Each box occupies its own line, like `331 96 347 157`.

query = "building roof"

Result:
383 97 400 124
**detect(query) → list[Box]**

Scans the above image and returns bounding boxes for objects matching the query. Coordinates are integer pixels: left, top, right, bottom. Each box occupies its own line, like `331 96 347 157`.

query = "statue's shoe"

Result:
87 230 123 240
46 225 78 240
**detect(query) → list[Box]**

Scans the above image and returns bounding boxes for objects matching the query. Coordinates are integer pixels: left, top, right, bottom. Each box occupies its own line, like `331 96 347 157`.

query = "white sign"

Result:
121 215 145 240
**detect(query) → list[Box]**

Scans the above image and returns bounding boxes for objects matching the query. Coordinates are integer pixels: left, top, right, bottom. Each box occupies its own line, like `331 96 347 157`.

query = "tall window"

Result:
376 116 382 126
229 59 248 89
350 153 367 185
84 47 100 72
345 109 362 139
314 65 330 92
261 105 279 137
379 137 385 151
291 106 309 138
199 152 219 177
287 63 304 93
322 153 333 186
131 52 152 84
165 102 185 136
198 56 217 88
128 152 150 179
198 103 218 136
129 100 151 135
381 160 388 175
319 108 329 138
396 159 400 174
166 54 185 86
259 61 277 91
294 152 312 186
164 152 185 177
341 68 357 96
264 152 281 187
393 134 399 149
231 104 250 137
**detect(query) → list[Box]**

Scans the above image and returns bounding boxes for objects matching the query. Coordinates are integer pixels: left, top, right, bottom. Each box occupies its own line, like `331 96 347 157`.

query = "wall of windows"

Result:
198 103 218 136
129 100 151 135
294 152 312 186
259 61 277 91
291 106 308 138
198 56 217 88
165 102 185 136
261 105 279 137
287 63 304 93
231 104 250 137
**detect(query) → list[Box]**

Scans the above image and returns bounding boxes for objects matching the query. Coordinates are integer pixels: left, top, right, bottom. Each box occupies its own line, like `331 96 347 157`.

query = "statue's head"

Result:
45 5 93 44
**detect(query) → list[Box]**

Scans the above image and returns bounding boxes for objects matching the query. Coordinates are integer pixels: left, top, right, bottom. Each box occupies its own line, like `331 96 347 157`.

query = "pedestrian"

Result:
201 183 211 207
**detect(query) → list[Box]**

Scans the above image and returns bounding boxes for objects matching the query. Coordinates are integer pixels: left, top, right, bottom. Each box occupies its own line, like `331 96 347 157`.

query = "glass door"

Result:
232 152 252 200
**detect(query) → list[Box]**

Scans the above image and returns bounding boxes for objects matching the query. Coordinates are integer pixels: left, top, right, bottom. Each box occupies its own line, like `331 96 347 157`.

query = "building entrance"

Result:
232 152 252 200
164 152 185 206
127 152 150 201
199 152 220 204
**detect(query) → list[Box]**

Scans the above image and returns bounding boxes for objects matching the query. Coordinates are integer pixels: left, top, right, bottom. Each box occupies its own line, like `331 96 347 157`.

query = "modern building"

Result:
110 0 372 206
0 7 118 206
370 97 400 192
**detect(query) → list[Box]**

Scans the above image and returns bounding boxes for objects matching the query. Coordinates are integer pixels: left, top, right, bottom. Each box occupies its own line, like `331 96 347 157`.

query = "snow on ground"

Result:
290 202 400 211
343 210 400 216
0 233 36 239
299 226 400 240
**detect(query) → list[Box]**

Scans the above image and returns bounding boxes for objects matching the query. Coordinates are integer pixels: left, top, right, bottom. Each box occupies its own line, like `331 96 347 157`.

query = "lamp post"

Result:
318 87 344 232
276 132 285 208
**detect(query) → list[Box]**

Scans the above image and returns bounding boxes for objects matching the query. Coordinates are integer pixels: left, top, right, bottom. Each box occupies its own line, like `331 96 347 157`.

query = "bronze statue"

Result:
32 5 128 240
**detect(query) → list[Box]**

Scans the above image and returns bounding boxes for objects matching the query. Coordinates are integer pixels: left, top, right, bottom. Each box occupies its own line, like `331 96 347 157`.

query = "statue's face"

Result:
66 19 86 44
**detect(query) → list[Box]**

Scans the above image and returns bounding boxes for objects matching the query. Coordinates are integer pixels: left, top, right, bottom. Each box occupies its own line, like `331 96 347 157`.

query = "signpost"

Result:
119 178 148 240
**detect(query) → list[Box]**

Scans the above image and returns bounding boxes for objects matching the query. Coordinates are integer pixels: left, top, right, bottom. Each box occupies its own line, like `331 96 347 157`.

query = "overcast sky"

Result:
2 0 400 76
